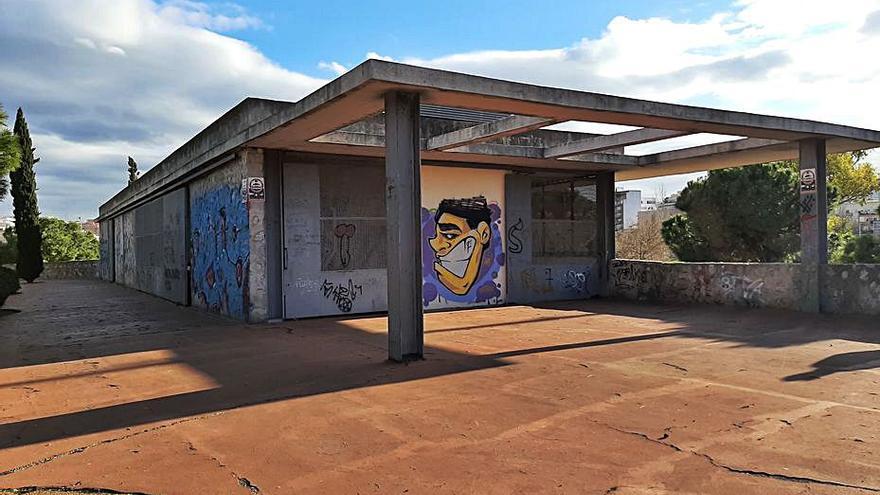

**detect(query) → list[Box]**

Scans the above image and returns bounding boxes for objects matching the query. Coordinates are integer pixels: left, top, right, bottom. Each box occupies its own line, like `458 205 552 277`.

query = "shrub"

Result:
0 266 20 307
833 235 880 264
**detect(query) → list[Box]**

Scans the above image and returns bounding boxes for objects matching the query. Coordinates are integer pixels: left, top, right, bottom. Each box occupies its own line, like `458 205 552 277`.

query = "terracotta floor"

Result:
0 280 878 494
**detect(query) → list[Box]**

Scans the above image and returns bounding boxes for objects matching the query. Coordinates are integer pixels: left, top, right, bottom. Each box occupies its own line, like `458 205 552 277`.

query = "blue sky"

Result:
1 0 879 219
231 0 727 76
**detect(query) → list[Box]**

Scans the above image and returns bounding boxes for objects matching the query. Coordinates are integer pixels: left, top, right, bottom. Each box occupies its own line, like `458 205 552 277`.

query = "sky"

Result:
1 0 880 219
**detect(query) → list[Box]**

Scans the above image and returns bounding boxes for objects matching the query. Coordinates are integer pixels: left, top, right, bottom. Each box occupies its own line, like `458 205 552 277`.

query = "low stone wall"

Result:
823 264 880 315
41 260 99 280
610 260 880 315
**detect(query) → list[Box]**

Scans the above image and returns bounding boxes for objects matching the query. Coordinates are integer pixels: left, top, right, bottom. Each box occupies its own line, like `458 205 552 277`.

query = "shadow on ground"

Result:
1 281 878 452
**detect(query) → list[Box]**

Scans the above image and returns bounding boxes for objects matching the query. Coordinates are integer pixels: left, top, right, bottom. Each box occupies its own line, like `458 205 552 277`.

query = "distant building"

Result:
615 190 641 231
80 219 99 237
835 192 880 237
0 217 13 231
640 196 658 211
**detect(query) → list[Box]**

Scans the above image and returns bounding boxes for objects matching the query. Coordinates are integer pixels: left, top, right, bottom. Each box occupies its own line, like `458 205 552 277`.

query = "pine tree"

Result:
127 156 138 184
11 108 43 282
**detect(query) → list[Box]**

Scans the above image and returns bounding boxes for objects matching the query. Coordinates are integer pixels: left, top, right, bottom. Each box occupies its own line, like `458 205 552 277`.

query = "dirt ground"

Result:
0 280 878 494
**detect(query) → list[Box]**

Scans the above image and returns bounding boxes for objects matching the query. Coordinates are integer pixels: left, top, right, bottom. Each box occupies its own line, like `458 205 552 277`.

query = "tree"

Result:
39 217 99 262
617 211 675 261
825 152 880 205
11 108 43 282
0 104 21 200
661 163 800 262
128 156 138 184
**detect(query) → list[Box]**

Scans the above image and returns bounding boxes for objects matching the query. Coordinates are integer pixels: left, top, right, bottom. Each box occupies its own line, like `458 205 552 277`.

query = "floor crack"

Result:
0 412 224 478
0 486 154 494
597 421 880 493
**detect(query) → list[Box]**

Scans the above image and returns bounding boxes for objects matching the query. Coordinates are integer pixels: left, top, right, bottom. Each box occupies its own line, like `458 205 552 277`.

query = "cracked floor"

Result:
0 280 878 494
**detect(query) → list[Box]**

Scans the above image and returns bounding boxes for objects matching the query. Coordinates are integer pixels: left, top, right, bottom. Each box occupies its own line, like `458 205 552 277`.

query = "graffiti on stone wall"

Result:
507 217 524 254
719 272 765 307
422 196 505 306
611 260 648 292
321 278 363 312
334 223 356 268
191 185 250 319
562 269 590 293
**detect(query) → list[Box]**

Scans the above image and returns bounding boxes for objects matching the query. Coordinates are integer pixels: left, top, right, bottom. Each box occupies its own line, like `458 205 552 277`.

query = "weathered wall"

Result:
611 260 880 315
280 160 603 319
189 156 250 320
42 261 99 280
611 260 803 309
505 174 599 303
98 219 113 281
133 188 188 304
823 264 880 315
282 161 389 318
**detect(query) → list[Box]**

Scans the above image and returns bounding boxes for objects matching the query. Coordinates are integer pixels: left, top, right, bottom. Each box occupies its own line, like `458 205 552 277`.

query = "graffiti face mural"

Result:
429 197 493 295
422 195 505 307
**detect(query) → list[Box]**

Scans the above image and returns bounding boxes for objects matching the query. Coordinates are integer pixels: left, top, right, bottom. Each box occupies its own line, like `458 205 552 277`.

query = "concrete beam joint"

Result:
426 115 553 151
546 128 692 158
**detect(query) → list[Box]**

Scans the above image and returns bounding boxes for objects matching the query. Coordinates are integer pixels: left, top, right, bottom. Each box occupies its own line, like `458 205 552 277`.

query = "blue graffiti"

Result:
190 185 250 319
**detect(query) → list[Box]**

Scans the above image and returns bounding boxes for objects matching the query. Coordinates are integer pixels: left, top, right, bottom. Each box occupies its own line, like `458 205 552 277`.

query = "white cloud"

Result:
157 0 264 32
0 0 325 219
318 61 348 76
367 0 880 195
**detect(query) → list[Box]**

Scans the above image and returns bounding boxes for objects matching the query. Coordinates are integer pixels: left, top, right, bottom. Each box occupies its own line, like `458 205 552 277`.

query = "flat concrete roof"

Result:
99 59 880 219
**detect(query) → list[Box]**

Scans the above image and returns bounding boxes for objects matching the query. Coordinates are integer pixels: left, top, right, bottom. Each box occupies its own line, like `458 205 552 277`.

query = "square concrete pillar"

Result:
798 138 827 312
384 92 424 362
243 147 269 322
596 172 616 297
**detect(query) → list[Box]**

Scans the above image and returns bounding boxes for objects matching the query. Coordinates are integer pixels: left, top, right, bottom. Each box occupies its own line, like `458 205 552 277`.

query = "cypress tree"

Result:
11 108 43 282
127 156 138 184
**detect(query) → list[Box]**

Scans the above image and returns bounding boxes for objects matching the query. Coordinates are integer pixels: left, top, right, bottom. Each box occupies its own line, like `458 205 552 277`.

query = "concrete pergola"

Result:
102 60 880 362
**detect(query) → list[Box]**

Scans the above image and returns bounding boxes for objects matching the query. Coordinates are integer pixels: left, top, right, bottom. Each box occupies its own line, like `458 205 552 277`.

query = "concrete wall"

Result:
611 260 880 315
506 174 600 304
189 155 249 320
42 261 99 280
98 220 113 281
103 189 187 304
281 161 387 318
281 161 600 319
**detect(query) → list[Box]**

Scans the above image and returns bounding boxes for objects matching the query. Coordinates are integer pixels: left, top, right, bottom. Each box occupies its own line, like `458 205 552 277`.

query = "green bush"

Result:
831 235 880 264
0 266 20 307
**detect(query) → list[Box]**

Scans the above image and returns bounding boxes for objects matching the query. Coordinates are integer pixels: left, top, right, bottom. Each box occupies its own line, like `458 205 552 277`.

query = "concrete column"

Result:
596 172 616 297
243 147 269 322
384 91 424 362
798 138 827 312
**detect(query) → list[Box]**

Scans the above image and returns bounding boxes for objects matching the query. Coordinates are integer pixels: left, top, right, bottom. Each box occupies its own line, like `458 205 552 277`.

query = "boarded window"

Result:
531 178 597 258
319 163 387 271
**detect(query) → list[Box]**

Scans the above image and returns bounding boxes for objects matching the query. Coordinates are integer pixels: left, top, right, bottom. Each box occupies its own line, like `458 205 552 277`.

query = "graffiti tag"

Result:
507 217 524 254
719 273 764 307
321 278 363 312
334 223 356 268
562 269 589 293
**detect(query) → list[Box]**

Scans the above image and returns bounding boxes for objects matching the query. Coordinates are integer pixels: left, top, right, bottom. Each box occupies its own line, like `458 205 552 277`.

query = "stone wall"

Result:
823 264 880 315
610 260 880 315
42 261 99 280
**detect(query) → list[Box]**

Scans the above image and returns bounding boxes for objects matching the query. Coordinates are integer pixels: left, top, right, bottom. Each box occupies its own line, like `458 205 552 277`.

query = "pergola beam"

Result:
426 115 553 151
545 128 692 158
638 138 785 165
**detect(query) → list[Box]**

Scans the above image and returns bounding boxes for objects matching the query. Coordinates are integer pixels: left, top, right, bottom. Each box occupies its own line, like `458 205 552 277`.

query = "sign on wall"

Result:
800 168 817 193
